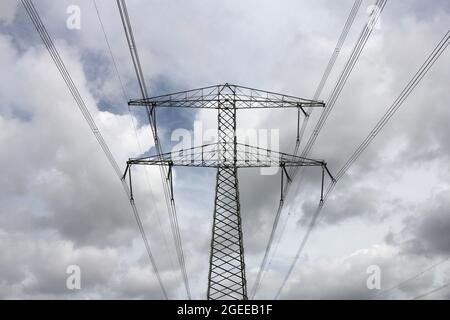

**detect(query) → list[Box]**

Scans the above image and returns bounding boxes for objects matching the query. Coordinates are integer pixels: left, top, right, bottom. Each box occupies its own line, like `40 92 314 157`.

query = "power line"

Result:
292 0 363 157
116 0 191 299
252 0 365 299
374 256 450 299
272 1 387 298
412 280 450 300
92 0 176 276
274 203 324 299
274 27 449 299
20 0 168 299
285 0 387 213
266 0 363 292
333 29 450 183
301 0 387 163
267 211 291 271
93 0 129 102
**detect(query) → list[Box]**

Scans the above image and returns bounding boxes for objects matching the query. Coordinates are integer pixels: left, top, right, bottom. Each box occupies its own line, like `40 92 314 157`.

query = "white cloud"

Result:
1 0 449 299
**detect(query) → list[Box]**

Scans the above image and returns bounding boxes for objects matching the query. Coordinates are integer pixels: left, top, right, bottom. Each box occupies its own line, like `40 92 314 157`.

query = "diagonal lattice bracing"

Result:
128 83 324 112
208 166 246 300
124 83 332 300
206 84 247 300
126 142 327 168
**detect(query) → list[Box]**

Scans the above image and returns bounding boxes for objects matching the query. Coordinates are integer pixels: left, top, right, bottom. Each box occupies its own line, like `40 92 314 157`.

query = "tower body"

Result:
125 84 330 300
207 85 247 300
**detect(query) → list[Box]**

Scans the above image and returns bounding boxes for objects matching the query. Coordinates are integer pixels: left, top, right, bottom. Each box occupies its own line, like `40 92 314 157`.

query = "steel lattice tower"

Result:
208 85 246 299
123 83 334 300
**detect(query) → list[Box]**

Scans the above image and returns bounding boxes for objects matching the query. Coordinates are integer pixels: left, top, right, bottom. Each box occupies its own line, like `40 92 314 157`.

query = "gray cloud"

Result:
396 190 450 257
0 0 449 299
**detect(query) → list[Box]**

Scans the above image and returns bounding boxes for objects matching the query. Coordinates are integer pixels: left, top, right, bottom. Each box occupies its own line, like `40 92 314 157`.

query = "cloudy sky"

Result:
0 0 449 299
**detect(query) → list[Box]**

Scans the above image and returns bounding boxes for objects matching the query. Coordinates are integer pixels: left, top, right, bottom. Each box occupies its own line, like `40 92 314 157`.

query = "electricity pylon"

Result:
123 83 334 300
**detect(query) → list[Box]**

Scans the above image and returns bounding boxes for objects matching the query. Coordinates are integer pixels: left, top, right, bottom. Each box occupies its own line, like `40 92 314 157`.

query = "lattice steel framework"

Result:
123 83 334 300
